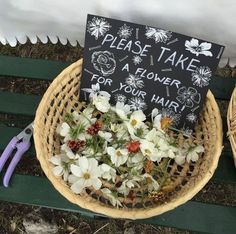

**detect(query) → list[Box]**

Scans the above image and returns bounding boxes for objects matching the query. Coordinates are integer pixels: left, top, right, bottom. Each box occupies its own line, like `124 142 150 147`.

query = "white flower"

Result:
140 139 160 162
100 164 116 182
151 108 162 130
145 27 172 43
117 179 140 195
143 174 160 192
112 102 131 120
107 147 129 167
129 110 146 129
185 38 213 57
49 154 70 181
126 110 146 137
186 145 204 163
87 17 111 40
110 123 129 140
92 94 110 113
57 122 70 137
191 66 212 87
174 149 187 165
70 157 102 194
82 83 111 100
101 188 122 207
98 131 113 142
61 143 79 159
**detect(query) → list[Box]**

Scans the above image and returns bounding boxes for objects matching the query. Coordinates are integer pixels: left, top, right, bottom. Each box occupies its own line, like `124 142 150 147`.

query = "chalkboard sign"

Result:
80 14 224 133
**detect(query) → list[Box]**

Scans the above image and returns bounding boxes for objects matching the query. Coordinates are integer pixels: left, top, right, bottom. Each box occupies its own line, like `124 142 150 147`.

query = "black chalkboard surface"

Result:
80 14 224 133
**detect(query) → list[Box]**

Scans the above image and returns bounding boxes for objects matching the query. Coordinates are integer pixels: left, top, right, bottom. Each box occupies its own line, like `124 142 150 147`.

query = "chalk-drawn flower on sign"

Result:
182 127 193 137
125 73 144 89
161 108 181 126
117 24 133 39
128 97 147 111
176 87 201 108
185 38 213 57
186 113 197 123
145 27 172 43
91 51 116 77
87 17 111 40
114 94 127 103
132 55 143 65
191 66 212 87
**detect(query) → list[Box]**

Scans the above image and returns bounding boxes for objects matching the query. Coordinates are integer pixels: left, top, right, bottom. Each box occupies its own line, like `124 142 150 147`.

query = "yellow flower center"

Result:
83 172 90 180
145 149 151 155
116 150 123 156
131 119 137 127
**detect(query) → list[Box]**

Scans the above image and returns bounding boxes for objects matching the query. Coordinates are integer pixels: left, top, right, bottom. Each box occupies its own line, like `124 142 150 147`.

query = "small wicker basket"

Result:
227 87 236 167
34 59 223 219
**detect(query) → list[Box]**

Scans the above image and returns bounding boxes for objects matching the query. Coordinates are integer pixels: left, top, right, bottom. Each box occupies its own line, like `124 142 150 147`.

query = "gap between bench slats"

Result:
0 174 235 234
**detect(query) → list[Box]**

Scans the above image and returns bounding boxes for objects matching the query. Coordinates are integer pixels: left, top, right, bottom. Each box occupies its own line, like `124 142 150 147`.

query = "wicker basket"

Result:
227 87 236 167
34 59 223 219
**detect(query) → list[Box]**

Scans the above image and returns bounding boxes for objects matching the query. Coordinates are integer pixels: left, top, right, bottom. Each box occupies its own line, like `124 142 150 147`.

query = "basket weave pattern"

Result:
34 59 223 219
227 87 236 167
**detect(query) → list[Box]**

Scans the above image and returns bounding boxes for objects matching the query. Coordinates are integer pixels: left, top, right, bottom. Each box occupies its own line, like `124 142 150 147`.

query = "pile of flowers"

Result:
50 85 204 207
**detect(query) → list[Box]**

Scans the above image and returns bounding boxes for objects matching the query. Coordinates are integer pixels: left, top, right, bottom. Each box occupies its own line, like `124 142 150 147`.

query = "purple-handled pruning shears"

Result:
0 122 33 187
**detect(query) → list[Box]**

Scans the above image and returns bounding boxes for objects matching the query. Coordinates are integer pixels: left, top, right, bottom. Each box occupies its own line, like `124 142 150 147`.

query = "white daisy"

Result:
151 108 162 130
57 122 70 137
107 147 129 167
125 73 144 89
128 110 146 129
112 101 131 120
186 145 204 163
145 27 172 43
117 24 133 39
191 66 212 87
132 55 143 65
185 38 213 57
186 113 197 123
117 178 140 195
143 174 160 192
101 188 122 207
98 131 113 142
49 154 70 181
128 97 147 111
61 143 79 159
140 139 160 162
70 157 102 194
87 17 111 40
100 164 116 182
92 93 110 113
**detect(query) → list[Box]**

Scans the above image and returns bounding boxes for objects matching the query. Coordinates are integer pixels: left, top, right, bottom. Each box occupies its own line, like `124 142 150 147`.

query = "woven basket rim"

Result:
34 59 223 219
227 86 236 167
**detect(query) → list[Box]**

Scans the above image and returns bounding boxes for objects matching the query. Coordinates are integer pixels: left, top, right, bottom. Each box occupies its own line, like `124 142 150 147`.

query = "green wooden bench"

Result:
0 55 236 234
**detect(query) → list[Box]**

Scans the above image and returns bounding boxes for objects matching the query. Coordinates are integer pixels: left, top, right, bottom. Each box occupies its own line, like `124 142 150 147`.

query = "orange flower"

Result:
126 140 140 153
161 117 173 129
144 160 153 173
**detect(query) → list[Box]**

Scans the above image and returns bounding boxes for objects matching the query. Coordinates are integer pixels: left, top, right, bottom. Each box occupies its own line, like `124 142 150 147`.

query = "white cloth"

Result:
0 0 235 66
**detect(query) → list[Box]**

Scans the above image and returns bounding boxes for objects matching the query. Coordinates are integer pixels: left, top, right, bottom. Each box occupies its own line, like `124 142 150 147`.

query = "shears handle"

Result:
0 137 18 172
3 140 31 187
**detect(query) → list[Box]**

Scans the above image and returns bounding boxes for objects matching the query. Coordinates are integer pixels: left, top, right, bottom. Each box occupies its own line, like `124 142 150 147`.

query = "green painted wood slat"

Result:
0 174 235 234
0 91 40 116
0 124 235 183
0 55 235 99
0 55 71 80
